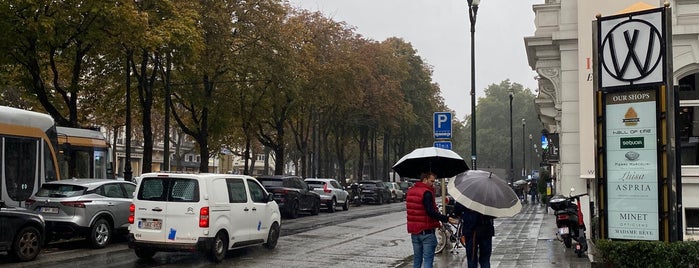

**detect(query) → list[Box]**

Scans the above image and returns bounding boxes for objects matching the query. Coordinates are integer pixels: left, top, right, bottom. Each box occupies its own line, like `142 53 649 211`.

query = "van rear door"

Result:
133 176 201 244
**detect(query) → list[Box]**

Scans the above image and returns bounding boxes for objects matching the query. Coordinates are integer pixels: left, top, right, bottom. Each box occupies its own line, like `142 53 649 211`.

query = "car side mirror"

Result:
266 193 275 203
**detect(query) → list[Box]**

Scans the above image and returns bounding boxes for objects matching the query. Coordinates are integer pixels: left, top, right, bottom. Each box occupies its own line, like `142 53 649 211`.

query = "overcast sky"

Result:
288 0 541 120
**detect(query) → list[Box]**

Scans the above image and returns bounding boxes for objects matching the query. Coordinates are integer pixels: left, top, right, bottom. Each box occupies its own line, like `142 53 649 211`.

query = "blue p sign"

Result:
433 112 452 139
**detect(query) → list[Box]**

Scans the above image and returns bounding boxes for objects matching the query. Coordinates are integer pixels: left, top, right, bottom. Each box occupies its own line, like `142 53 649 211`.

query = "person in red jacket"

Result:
406 171 457 268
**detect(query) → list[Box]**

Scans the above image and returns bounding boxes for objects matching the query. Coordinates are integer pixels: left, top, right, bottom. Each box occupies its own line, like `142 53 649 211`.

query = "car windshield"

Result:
306 181 324 187
137 177 200 202
259 179 283 187
36 184 87 197
360 182 378 189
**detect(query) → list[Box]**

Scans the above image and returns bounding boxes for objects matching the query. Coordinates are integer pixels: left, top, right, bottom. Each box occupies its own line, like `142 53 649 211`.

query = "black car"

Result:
257 175 321 218
357 180 392 205
0 200 45 262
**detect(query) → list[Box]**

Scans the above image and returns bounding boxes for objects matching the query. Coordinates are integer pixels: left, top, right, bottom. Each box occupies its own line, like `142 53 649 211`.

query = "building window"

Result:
187 155 193 162
257 154 265 161
686 208 699 234
679 74 699 165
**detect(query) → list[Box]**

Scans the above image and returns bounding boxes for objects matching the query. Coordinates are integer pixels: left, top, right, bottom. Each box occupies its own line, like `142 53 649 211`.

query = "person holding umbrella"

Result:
447 170 522 268
454 203 495 268
393 147 469 268
406 171 458 268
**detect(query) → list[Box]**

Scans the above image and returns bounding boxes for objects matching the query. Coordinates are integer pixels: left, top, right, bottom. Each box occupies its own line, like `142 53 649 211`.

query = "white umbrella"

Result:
447 170 522 217
392 147 469 179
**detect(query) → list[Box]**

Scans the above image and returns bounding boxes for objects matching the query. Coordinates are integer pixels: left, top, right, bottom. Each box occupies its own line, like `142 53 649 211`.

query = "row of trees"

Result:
0 1 540 183
0 0 447 183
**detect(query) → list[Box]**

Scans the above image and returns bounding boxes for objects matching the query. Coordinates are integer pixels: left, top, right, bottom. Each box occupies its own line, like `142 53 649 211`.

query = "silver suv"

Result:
26 179 136 248
305 178 349 212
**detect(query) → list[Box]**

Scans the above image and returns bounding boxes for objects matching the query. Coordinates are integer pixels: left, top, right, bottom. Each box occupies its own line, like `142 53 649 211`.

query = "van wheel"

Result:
263 222 280 250
135 248 156 259
208 231 228 263
328 198 336 213
89 219 112 249
10 226 41 262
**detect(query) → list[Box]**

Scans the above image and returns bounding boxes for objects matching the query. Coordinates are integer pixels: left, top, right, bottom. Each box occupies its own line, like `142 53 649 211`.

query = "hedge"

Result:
595 239 699 267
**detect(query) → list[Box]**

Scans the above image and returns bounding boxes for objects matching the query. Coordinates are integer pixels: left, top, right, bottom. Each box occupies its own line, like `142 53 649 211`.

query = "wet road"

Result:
1 201 410 268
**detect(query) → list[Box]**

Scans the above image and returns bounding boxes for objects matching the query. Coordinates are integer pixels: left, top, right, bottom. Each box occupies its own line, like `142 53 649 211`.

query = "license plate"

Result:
40 207 59 214
139 219 162 230
559 227 569 235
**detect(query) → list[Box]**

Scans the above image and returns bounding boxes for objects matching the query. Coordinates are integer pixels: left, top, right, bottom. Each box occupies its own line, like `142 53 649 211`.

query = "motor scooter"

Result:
349 183 364 206
549 188 588 257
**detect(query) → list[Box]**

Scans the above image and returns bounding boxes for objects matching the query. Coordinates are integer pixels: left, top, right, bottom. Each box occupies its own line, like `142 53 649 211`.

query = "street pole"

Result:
124 52 133 182
509 89 514 186
522 118 526 179
529 134 533 174
468 0 480 170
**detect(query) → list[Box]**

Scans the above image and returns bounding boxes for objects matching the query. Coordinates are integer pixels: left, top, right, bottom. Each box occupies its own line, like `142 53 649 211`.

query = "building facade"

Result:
525 0 699 239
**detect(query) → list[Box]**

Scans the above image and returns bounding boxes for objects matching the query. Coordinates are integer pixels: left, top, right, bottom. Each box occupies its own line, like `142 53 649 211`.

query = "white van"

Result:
128 173 281 262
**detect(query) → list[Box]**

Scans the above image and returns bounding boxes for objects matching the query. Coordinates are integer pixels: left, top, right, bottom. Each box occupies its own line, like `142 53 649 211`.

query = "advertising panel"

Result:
605 90 658 240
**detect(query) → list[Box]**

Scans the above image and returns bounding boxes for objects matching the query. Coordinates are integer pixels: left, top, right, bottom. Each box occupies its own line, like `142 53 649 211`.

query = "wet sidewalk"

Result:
402 203 591 268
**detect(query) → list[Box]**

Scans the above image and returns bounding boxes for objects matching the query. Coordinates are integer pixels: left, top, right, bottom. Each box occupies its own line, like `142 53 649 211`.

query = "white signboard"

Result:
599 9 665 88
605 90 658 240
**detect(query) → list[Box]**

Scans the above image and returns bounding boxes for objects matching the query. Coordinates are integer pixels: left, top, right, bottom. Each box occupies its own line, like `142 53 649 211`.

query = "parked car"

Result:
257 175 321 218
128 173 281 262
398 181 413 193
25 179 136 249
357 180 392 205
387 182 405 202
304 178 349 212
0 200 45 262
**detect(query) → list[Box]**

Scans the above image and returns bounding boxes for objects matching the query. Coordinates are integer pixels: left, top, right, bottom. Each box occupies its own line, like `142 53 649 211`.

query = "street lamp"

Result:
522 118 526 179
529 134 533 176
509 88 514 185
468 0 480 169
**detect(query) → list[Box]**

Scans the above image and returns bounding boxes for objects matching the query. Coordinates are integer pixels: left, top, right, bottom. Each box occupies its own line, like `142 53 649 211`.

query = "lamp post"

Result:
124 53 133 182
509 88 514 186
522 118 526 179
468 0 480 169
529 134 533 176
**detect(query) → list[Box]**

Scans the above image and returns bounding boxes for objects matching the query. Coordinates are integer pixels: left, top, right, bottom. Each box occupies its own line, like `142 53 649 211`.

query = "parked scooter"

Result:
549 188 588 257
350 183 364 206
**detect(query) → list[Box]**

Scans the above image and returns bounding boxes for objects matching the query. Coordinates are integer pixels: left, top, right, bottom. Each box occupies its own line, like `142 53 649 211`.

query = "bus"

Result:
56 126 109 180
0 106 60 207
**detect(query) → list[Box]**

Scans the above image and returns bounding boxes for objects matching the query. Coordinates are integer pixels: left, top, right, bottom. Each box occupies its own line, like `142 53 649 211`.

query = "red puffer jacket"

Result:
406 182 441 234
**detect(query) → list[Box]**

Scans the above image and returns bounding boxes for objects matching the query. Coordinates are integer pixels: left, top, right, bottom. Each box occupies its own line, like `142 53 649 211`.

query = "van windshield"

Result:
137 177 200 202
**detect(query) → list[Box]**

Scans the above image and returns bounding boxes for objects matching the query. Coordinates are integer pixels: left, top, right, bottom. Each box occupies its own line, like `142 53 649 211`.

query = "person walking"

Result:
406 171 457 268
454 202 495 268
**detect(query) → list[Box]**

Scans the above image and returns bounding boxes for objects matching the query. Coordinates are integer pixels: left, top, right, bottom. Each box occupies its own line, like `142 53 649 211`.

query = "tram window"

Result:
4 137 37 202
44 141 57 182
94 150 107 179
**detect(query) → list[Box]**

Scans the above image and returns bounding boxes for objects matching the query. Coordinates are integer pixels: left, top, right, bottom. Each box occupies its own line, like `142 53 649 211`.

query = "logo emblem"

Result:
623 107 639 126
601 19 662 83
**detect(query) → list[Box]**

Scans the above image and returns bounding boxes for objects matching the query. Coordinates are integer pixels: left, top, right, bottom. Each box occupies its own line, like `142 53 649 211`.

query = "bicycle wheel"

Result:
435 227 448 254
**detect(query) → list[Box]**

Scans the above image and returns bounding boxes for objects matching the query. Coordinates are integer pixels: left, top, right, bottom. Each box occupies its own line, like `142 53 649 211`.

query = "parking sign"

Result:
433 112 452 139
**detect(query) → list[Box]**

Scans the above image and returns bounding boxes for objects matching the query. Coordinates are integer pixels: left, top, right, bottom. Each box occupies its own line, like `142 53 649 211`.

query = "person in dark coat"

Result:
454 202 495 268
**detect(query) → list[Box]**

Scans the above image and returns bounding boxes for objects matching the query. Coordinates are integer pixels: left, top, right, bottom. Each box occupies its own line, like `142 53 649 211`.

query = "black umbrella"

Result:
447 170 521 217
392 147 469 179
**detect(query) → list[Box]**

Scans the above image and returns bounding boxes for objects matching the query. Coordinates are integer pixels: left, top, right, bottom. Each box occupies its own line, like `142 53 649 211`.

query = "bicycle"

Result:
435 217 465 254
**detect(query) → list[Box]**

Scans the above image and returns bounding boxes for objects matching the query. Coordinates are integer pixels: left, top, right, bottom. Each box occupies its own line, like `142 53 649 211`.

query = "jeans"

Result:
465 234 492 268
411 232 437 268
